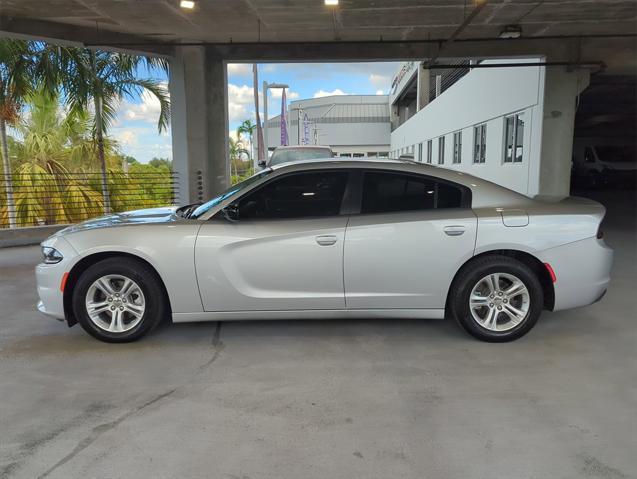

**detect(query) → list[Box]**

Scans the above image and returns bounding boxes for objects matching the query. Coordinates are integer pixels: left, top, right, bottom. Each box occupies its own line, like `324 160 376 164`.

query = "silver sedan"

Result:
36 159 613 342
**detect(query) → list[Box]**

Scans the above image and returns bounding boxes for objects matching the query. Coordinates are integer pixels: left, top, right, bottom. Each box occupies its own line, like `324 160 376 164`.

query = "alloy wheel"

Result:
469 272 530 332
85 274 146 333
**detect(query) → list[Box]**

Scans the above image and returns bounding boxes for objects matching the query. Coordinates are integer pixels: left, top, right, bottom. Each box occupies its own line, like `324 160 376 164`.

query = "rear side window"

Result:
237 171 348 219
361 172 465 214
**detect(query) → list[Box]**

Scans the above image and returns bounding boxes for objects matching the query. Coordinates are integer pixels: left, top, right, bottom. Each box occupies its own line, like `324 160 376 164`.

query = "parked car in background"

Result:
261 145 333 168
572 139 637 188
36 159 612 343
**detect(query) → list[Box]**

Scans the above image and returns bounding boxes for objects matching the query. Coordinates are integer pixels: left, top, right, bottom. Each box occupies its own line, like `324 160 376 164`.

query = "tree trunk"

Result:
94 96 111 214
0 118 17 229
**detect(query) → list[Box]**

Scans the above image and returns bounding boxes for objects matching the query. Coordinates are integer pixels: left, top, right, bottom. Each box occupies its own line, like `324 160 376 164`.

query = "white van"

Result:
572 139 636 188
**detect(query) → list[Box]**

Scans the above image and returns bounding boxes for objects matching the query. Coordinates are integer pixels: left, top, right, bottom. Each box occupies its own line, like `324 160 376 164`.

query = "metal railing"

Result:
0 171 179 229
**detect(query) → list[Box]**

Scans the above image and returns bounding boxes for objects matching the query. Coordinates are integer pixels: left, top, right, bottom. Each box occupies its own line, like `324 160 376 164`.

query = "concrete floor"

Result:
1 191 635 479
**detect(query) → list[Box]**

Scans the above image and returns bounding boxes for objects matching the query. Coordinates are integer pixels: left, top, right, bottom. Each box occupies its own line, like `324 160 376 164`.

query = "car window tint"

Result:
238 171 348 219
362 172 463 214
436 182 463 208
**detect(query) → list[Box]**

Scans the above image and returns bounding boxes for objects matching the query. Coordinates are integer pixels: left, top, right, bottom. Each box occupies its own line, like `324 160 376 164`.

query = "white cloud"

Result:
313 89 347 98
269 88 299 100
376 90 384 95
116 129 138 146
227 63 252 76
227 83 256 123
120 83 168 125
369 73 390 90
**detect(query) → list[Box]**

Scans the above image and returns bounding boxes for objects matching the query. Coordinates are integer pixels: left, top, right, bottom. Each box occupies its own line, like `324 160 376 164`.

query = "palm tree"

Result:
11 89 103 226
60 49 170 214
237 119 256 160
229 137 250 184
0 39 34 228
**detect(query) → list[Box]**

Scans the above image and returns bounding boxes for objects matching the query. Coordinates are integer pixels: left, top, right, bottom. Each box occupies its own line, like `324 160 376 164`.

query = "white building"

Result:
388 59 589 198
265 95 390 158
264 60 585 198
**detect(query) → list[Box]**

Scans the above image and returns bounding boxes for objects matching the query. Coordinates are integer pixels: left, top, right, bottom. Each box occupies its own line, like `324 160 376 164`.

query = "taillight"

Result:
544 263 557 283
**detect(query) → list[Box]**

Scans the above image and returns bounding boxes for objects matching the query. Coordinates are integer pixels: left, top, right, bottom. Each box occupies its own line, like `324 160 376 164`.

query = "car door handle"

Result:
315 235 338 246
444 226 465 236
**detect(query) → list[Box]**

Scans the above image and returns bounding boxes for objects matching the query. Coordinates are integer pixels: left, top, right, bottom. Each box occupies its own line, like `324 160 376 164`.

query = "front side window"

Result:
453 131 462 164
504 112 525 163
438 136 445 165
473 124 487 163
361 172 464 214
236 171 348 219
427 140 433 163
190 169 272 219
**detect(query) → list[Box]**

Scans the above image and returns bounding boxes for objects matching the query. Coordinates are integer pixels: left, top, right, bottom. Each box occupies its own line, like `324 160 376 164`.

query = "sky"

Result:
112 62 401 163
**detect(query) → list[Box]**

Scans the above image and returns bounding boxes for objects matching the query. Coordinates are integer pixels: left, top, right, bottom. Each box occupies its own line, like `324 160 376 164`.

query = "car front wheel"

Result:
450 256 544 342
72 257 167 342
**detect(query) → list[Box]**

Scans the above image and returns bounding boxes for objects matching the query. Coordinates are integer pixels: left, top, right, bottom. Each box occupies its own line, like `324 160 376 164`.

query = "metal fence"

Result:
0 172 179 229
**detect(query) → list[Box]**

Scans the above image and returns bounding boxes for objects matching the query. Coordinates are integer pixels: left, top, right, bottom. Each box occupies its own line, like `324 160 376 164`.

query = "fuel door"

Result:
500 209 529 227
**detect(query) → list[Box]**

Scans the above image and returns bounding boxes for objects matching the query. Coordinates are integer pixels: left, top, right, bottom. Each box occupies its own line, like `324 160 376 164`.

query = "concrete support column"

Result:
416 65 430 111
536 65 590 197
169 46 229 204
435 75 442 98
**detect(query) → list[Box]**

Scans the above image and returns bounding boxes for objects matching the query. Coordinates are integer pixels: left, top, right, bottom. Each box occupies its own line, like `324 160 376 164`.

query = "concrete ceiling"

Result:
1 0 636 44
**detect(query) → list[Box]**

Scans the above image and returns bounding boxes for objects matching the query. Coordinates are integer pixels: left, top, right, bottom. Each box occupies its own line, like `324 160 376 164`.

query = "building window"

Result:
453 131 462 164
379 152 389 158
504 112 525 163
473 124 487 163
418 143 423 162
438 136 445 165
426 140 432 164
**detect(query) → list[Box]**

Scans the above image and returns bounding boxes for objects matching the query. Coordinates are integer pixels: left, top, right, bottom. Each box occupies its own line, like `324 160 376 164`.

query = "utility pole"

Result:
263 81 268 160
262 82 290 160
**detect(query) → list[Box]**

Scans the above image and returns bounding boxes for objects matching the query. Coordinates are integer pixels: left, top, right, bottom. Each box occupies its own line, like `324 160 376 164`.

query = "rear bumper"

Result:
537 236 613 311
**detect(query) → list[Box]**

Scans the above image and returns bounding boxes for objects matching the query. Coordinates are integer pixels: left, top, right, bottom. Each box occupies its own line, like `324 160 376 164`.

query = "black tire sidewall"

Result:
451 257 543 342
72 258 165 343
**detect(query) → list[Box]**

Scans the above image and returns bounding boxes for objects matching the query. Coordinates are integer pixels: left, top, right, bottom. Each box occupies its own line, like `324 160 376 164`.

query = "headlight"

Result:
42 246 63 264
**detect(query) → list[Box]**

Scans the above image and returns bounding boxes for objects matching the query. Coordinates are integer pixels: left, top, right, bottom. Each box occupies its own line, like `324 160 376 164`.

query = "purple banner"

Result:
280 88 289 146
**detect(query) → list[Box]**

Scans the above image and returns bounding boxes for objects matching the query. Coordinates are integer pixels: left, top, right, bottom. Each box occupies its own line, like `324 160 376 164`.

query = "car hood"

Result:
53 206 179 236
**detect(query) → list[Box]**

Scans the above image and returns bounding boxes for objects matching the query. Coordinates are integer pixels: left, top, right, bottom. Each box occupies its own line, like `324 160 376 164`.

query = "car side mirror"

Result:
221 204 240 222
258 160 267 168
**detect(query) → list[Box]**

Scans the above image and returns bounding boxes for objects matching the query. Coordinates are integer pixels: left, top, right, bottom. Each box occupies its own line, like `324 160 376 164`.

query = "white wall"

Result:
390 59 545 196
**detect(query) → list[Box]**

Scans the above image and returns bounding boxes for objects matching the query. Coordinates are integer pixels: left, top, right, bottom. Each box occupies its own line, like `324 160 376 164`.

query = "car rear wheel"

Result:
72 257 167 342
450 256 543 342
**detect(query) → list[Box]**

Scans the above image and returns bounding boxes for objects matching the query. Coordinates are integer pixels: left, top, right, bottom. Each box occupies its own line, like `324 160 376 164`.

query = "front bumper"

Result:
538 236 613 311
35 236 78 321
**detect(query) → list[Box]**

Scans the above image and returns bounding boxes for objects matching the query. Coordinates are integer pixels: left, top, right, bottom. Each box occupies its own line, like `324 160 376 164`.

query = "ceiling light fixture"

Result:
325 0 339 6
180 0 196 9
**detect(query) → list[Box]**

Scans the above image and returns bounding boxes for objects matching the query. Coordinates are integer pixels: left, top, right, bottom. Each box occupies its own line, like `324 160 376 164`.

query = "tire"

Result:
449 255 544 342
72 257 167 343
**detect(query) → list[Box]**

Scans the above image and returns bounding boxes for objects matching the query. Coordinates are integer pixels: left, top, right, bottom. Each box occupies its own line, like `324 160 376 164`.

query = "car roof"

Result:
269 158 533 208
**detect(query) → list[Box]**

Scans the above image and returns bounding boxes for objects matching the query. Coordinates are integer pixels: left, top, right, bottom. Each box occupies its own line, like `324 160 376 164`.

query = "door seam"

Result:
342 215 350 309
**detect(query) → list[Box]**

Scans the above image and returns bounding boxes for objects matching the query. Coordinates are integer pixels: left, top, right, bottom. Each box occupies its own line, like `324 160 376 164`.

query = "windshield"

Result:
269 148 332 166
596 145 636 163
189 169 271 219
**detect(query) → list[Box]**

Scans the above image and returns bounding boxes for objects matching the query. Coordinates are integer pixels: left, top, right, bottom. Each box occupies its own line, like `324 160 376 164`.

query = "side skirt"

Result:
172 309 446 323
